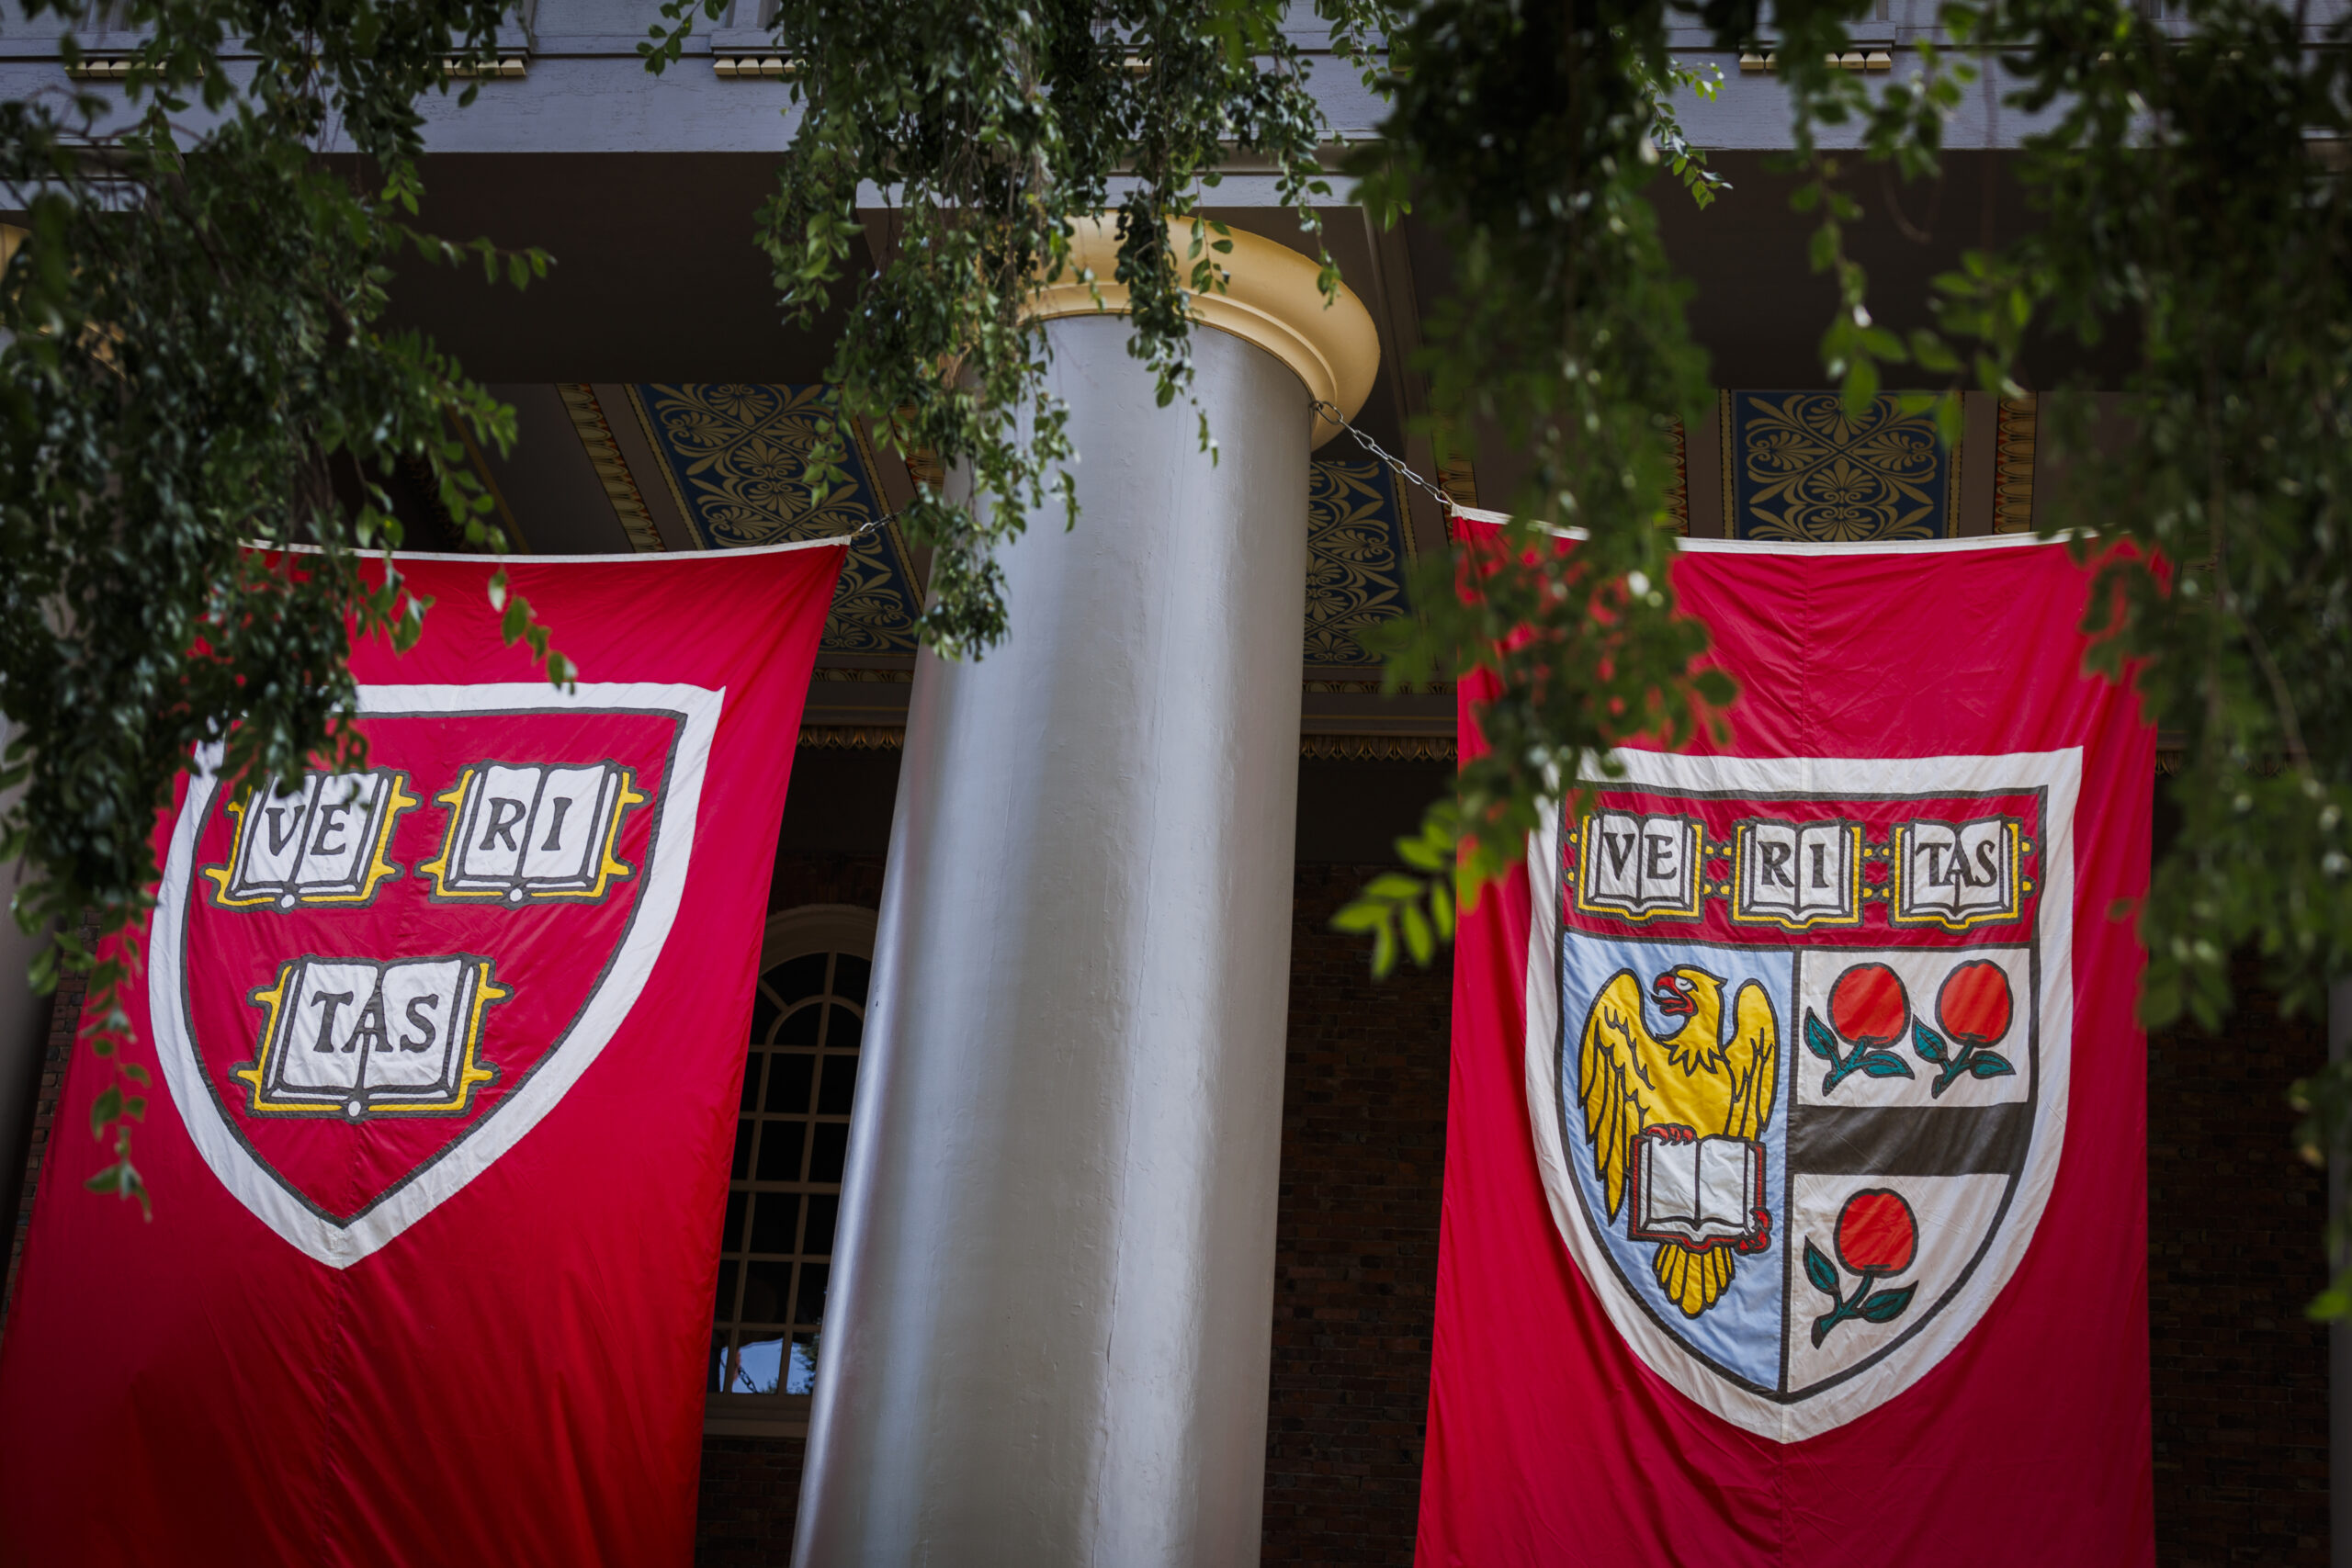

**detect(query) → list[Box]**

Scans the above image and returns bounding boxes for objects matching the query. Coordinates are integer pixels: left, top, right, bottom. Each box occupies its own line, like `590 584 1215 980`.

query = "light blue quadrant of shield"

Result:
1558 934 1794 1391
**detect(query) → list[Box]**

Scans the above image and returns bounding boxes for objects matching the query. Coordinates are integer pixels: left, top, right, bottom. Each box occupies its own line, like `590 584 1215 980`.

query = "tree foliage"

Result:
646 0 1390 657
6 0 2352 1314
0 0 555 1210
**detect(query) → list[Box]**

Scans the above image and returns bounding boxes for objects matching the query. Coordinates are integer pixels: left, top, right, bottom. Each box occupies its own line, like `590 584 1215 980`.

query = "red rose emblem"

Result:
1807 1187 1922 1347
1828 963 1908 1046
1834 1188 1917 1276
1936 959 2012 1046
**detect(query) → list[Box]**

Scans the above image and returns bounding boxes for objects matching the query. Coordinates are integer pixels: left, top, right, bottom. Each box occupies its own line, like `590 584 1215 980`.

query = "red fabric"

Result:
1419 529 2155 1564
0 544 841 1568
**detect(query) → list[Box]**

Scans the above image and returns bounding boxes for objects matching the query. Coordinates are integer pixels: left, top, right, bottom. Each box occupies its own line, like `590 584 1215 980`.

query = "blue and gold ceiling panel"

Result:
1724 390 1956 542
630 383 922 655
1306 457 1414 671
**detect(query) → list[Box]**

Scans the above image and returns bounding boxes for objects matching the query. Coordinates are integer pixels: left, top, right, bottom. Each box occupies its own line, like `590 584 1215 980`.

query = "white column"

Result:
794 227 1376 1568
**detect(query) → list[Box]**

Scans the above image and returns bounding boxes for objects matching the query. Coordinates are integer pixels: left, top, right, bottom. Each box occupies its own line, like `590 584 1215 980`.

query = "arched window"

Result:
707 904 873 1427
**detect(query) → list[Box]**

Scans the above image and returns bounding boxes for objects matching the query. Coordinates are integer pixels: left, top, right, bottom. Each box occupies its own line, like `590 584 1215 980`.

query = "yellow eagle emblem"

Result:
1577 965 1780 1318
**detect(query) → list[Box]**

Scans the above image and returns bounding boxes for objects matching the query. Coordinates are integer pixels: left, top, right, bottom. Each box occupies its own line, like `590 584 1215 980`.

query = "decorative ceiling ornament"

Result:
1305 457 1414 671
631 383 922 655
1724 390 1957 542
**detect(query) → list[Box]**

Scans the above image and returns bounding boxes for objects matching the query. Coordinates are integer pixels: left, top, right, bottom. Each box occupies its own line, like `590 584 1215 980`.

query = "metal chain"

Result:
1310 398 1458 515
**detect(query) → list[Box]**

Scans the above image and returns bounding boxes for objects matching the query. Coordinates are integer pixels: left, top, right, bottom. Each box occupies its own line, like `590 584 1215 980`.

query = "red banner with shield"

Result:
1418 521 2155 1565
0 540 842 1567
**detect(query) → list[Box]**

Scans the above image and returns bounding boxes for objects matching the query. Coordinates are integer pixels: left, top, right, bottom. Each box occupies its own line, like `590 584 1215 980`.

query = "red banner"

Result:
1419 524 2154 1564
0 541 842 1567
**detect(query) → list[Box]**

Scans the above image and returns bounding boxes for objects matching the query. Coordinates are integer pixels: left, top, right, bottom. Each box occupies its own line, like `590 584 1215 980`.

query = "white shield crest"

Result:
1523 749 2077 1440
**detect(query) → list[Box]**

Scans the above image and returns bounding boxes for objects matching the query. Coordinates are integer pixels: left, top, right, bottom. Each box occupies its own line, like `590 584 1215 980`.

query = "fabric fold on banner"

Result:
1419 519 2154 1566
0 540 843 1568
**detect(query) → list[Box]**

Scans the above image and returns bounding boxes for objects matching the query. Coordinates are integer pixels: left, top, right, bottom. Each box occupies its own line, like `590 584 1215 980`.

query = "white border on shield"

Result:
149 682 722 1269
1519 747 2081 1442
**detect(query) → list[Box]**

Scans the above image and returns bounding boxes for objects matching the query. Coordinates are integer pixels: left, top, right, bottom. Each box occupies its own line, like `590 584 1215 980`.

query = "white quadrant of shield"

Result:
150 682 722 1269
1521 747 2078 1441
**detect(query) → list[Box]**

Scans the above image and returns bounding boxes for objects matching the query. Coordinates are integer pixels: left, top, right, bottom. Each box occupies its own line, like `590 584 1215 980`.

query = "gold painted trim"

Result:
623 384 700 545
557 383 665 553
1298 734 1456 762
1718 389 1736 533
1945 425 1964 538
1431 420 1479 510
1994 394 2038 534
801 725 907 751
1026 218 1381 438
845 413 926 591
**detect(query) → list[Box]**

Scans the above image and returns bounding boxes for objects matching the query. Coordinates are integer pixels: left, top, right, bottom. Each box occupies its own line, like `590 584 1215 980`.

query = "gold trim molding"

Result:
1300 734 1457 762
1994 394 2038 534
1027 218 1380 439
557 383 665 554
800 725 907 751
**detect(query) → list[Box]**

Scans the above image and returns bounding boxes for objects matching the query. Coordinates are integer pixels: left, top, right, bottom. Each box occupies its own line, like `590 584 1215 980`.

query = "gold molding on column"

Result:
556 383 665 554
1026 218 1381 439
1994 394 2039 534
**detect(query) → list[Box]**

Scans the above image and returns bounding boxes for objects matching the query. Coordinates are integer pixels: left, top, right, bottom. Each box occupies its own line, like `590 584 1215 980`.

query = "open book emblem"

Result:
1627 1130 1769 1253
1535 750 2075 1441
238 955 506 1120
420 762 645 904
205 770 417 909
148 682 721 1269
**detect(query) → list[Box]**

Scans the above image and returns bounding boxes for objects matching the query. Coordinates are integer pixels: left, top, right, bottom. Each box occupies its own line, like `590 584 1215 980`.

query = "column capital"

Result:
1029 217 1380 439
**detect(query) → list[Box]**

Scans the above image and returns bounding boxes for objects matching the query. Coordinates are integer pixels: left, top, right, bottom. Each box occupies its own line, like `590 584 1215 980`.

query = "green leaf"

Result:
1399 900 1434 965
1968 1052 2015 1079
1911 1020 1947 1065
1842 356 1881 412
1858 1283 1917 1323
1804 1239 1838 1294
90 1085 122 1138
1803 1010 1838 1063
1860 1053 1915 1079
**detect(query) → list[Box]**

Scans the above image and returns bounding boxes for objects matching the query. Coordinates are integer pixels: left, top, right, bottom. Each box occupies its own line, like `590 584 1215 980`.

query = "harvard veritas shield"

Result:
1526 748 2077 1440
151 682 721 1267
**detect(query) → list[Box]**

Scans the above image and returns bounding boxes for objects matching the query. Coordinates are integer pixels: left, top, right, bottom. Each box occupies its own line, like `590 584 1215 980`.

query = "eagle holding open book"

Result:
1577 965 1781 1318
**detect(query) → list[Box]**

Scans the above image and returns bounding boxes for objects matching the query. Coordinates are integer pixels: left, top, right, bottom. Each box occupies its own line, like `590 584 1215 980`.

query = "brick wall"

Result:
2147 968 2332 1566
697 1435 808 1567
1261 864 1451 1564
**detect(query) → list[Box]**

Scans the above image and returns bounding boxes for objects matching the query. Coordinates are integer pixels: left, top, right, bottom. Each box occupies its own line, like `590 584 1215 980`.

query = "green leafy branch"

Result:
0 0 574 1208
642 0 1396 660
1333 800 1459 976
